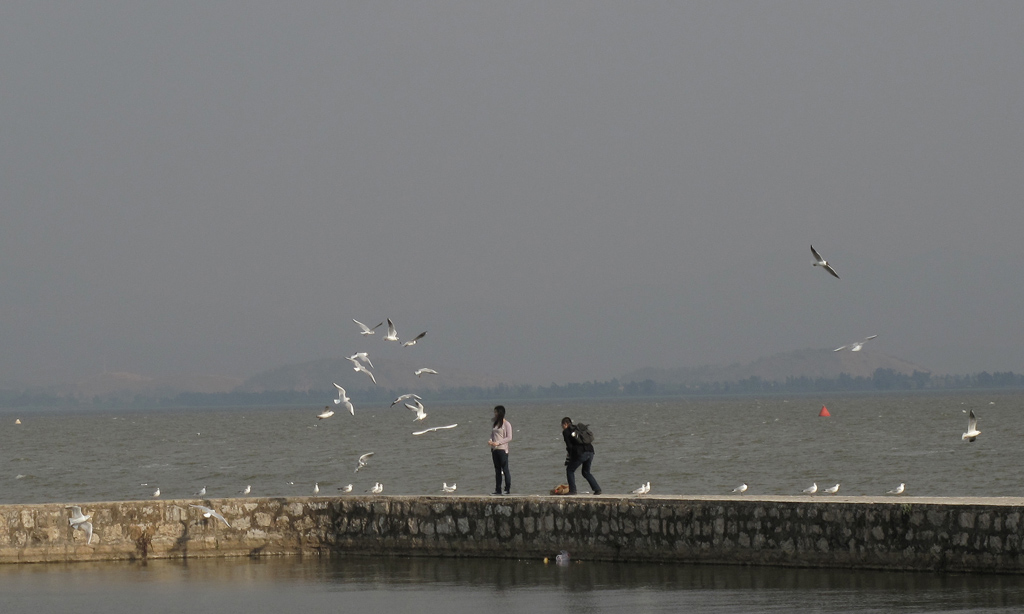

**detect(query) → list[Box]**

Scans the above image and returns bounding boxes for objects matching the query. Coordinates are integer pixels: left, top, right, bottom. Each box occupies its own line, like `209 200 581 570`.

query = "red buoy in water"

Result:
819 405 831 417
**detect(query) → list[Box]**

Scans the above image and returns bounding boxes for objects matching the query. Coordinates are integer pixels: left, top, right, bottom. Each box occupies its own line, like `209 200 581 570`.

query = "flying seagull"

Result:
350 361 377 385
402 331 427 347
333 384 354 415
383 318 400 342
834 335 878 352
887 483 905 495
353 319 383 335
415 368 438 377
824 483 840 494
391 393 422 407
355 452 374 473
317 406 335 420
347 352 374 368
413 423 458 435
962 410 981 442
406 399 428 421
66 506 94 545
732 484 748 493
190 504 231 527
810 245 840 279
803 483 818 494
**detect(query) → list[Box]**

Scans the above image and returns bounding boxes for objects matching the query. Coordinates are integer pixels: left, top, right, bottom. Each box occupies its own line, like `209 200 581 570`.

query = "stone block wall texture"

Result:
3 496 1024 572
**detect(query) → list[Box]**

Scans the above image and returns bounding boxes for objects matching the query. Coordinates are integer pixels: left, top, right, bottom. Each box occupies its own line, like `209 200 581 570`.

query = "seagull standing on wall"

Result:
810 245 840 279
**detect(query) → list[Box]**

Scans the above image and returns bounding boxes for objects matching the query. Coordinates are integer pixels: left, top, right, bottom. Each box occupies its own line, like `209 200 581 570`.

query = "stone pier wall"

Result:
3 495 1024 573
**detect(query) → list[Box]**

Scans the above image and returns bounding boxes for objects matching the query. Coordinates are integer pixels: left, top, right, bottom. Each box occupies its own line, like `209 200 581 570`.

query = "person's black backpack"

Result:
573 423 595 445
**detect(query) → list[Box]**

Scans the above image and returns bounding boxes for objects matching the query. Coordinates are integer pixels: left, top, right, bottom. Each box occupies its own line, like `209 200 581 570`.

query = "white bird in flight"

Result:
353 319 383 336
190 504 231 527
317 406 336 420
962 410 981 442
442 482 457 493
349 360 377 385
391 393 422 407
810 245 840 279
415 368 438 377
333 384 354 415
371 482 383 494
383 318 400 342
66 506 94 545
834 335 878 352
347 352 374 368
338 484 353 493
732 483 748 493
413 423 458 435
406 399 428 421
824 483 840 494
887 483 906 495
355 452 374 473
402 331 427 347
803 483 817 494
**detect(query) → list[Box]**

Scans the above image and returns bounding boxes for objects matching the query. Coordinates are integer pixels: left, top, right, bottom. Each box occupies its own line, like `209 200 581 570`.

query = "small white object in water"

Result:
555 550 570 565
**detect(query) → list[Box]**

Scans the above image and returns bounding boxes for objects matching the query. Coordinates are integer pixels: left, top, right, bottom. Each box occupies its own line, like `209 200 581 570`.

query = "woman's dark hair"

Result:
561 416 572 427
493 405 506 428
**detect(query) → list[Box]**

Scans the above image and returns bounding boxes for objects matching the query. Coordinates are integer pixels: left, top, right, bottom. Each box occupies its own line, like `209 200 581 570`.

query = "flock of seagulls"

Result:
59 248 988 544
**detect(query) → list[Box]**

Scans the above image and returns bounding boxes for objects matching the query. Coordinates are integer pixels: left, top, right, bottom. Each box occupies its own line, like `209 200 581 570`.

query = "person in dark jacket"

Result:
561 417 601 495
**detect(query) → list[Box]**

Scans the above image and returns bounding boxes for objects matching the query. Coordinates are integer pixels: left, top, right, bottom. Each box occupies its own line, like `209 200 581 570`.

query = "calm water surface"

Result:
3 555 1024 614
0 392 1020 502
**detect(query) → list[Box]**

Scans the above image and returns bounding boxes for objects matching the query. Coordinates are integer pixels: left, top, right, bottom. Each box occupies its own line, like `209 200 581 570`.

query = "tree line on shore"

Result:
1 368 1023 408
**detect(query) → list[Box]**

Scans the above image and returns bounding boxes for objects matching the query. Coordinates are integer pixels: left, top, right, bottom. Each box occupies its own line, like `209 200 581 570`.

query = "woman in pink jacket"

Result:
488 405 513 495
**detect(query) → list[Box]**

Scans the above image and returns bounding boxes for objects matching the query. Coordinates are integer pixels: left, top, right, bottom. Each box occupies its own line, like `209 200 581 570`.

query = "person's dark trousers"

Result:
566 450 600 494
492 448 511 493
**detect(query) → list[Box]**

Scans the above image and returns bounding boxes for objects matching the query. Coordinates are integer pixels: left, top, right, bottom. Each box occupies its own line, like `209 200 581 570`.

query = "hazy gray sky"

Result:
2 2 1022 386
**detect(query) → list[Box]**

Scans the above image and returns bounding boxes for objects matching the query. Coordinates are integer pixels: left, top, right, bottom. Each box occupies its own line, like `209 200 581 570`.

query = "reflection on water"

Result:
2 555 1024 613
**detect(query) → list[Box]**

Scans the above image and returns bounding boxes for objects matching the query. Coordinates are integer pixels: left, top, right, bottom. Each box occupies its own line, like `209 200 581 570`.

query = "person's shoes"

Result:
594 490 602 495
567 491 577 495
504 491 511 495
491 491 502 495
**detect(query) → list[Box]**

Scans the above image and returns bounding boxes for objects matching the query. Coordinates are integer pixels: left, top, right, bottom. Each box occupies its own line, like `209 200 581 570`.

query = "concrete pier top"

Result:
3 495 1024 573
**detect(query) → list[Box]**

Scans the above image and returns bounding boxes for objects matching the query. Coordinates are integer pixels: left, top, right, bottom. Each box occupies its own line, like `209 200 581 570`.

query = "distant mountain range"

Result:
38 348 929 400
620 348 928 387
